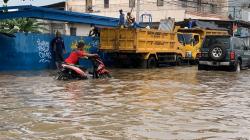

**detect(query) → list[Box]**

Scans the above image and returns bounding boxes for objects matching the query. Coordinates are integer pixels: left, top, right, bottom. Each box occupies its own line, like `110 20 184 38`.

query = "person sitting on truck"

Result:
126 12 135 27
188 18 196 29
65 42 98 65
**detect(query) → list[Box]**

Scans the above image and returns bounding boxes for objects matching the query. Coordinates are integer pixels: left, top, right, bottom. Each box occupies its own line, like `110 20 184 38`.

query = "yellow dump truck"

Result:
100 27 229 68
100 28 185 68
176 27 229 61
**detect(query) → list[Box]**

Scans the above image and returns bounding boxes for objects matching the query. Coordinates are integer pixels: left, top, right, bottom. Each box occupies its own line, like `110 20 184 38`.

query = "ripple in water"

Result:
0 67 250 139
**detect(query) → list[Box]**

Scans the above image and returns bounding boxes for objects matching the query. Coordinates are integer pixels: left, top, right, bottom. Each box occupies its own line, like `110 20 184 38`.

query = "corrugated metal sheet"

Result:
0 5 119 27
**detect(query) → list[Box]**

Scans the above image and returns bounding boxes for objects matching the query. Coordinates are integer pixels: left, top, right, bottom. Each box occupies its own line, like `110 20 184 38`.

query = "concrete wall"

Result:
242 10 250 22
0 33 101 70
228 0 250 20
41 20 92 36
65 23 92 36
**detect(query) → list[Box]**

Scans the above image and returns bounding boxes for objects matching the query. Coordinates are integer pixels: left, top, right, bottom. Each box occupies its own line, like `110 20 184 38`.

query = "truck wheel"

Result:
140 60 148 68
209 44 226 61
176 55 182 66
147 56 157 68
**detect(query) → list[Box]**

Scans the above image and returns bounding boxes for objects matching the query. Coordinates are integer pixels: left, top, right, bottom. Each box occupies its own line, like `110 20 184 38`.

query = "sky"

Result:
0 0 65 6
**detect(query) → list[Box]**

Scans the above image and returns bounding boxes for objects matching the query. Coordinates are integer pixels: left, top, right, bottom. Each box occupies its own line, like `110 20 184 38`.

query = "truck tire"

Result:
147 56 157 68
209 44 226 61
140 60 148 68
176 55 182 66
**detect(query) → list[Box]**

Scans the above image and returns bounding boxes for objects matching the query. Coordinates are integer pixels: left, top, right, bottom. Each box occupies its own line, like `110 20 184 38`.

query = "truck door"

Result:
193 35 200 49
236 38 248 67
193 35 201 57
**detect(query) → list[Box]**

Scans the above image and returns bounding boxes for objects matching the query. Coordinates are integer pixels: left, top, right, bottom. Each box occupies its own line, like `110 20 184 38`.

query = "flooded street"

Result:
0 66 250 140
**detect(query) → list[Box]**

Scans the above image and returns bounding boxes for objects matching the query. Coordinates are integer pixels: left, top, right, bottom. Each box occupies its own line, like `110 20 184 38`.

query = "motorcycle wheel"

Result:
100 73 111 78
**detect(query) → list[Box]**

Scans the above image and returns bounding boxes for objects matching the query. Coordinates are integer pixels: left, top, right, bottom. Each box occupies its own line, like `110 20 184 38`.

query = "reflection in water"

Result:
0 67 250 139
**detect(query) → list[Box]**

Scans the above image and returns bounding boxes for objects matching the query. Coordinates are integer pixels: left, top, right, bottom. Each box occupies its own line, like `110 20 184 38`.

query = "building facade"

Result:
66 0 249 22
45 0 250 36
227 0 250 21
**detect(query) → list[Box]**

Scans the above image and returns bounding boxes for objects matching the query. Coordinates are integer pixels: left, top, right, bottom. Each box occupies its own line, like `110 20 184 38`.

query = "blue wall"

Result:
0 32 103 71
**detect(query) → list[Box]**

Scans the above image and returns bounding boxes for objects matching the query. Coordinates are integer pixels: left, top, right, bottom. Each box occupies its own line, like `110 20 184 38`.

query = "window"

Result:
193 35 199 46
182 34 193 45
70 27 77 36
104 0 109 8
203 36 230 48
86 0 93 12
196 0 201 5
196 0 202 12
177 33 193 45
157 0 164 6
177 34 185 45
129 0 135 8
210 4 217 14
180 0 187 8
233 38 243 50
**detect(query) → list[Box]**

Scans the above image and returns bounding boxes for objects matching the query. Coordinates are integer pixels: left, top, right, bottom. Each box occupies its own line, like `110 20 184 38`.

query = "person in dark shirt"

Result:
52 31 66 69
89 24 100 37
118 9 125 27
188 18 196 29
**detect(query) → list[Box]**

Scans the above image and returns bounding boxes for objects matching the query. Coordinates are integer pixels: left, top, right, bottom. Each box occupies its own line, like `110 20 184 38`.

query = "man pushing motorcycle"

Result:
57 41 111 80
65 41 98 65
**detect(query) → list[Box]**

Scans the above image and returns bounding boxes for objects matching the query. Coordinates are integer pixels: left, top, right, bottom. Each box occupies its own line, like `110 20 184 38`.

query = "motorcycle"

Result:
56 56 111 80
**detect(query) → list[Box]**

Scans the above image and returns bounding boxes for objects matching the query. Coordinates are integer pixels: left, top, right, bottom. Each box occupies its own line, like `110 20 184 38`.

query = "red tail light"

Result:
230 51 235 60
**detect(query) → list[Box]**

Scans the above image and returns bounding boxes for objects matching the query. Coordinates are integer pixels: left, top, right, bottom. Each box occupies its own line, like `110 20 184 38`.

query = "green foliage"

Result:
0 18 48 34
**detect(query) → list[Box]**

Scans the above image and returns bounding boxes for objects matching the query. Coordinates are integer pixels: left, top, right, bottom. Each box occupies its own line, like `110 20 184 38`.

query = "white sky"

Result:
0 0 65 6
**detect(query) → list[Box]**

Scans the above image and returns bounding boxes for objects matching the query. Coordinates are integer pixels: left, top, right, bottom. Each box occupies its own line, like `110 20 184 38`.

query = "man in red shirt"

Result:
65 42 98 65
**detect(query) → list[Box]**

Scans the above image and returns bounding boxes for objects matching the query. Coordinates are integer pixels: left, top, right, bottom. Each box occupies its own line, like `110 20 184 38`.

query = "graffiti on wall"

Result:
37 39 52 63
88 38 99 48
70 39 92 52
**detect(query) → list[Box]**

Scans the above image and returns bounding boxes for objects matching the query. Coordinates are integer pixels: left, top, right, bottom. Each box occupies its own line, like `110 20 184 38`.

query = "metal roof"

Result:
0 5 119 27
43 1 66 10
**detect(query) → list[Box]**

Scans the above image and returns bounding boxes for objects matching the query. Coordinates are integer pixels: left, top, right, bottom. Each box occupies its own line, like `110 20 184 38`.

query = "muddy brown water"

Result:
0 66 250 140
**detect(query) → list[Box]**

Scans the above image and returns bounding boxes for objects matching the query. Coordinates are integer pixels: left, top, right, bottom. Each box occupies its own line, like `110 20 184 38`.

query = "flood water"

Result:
0 66 250 140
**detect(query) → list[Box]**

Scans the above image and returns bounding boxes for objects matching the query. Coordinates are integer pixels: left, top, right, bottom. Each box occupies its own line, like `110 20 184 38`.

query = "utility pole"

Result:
136 0 140 22
233 6 236 20
3 0 8 12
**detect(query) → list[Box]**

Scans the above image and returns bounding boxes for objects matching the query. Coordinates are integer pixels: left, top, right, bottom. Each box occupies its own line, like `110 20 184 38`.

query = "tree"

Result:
0 18 47 34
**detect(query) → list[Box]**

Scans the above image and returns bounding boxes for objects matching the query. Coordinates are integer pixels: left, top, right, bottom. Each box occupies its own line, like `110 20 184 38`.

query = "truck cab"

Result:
176 27 229 62
177 32 201 60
